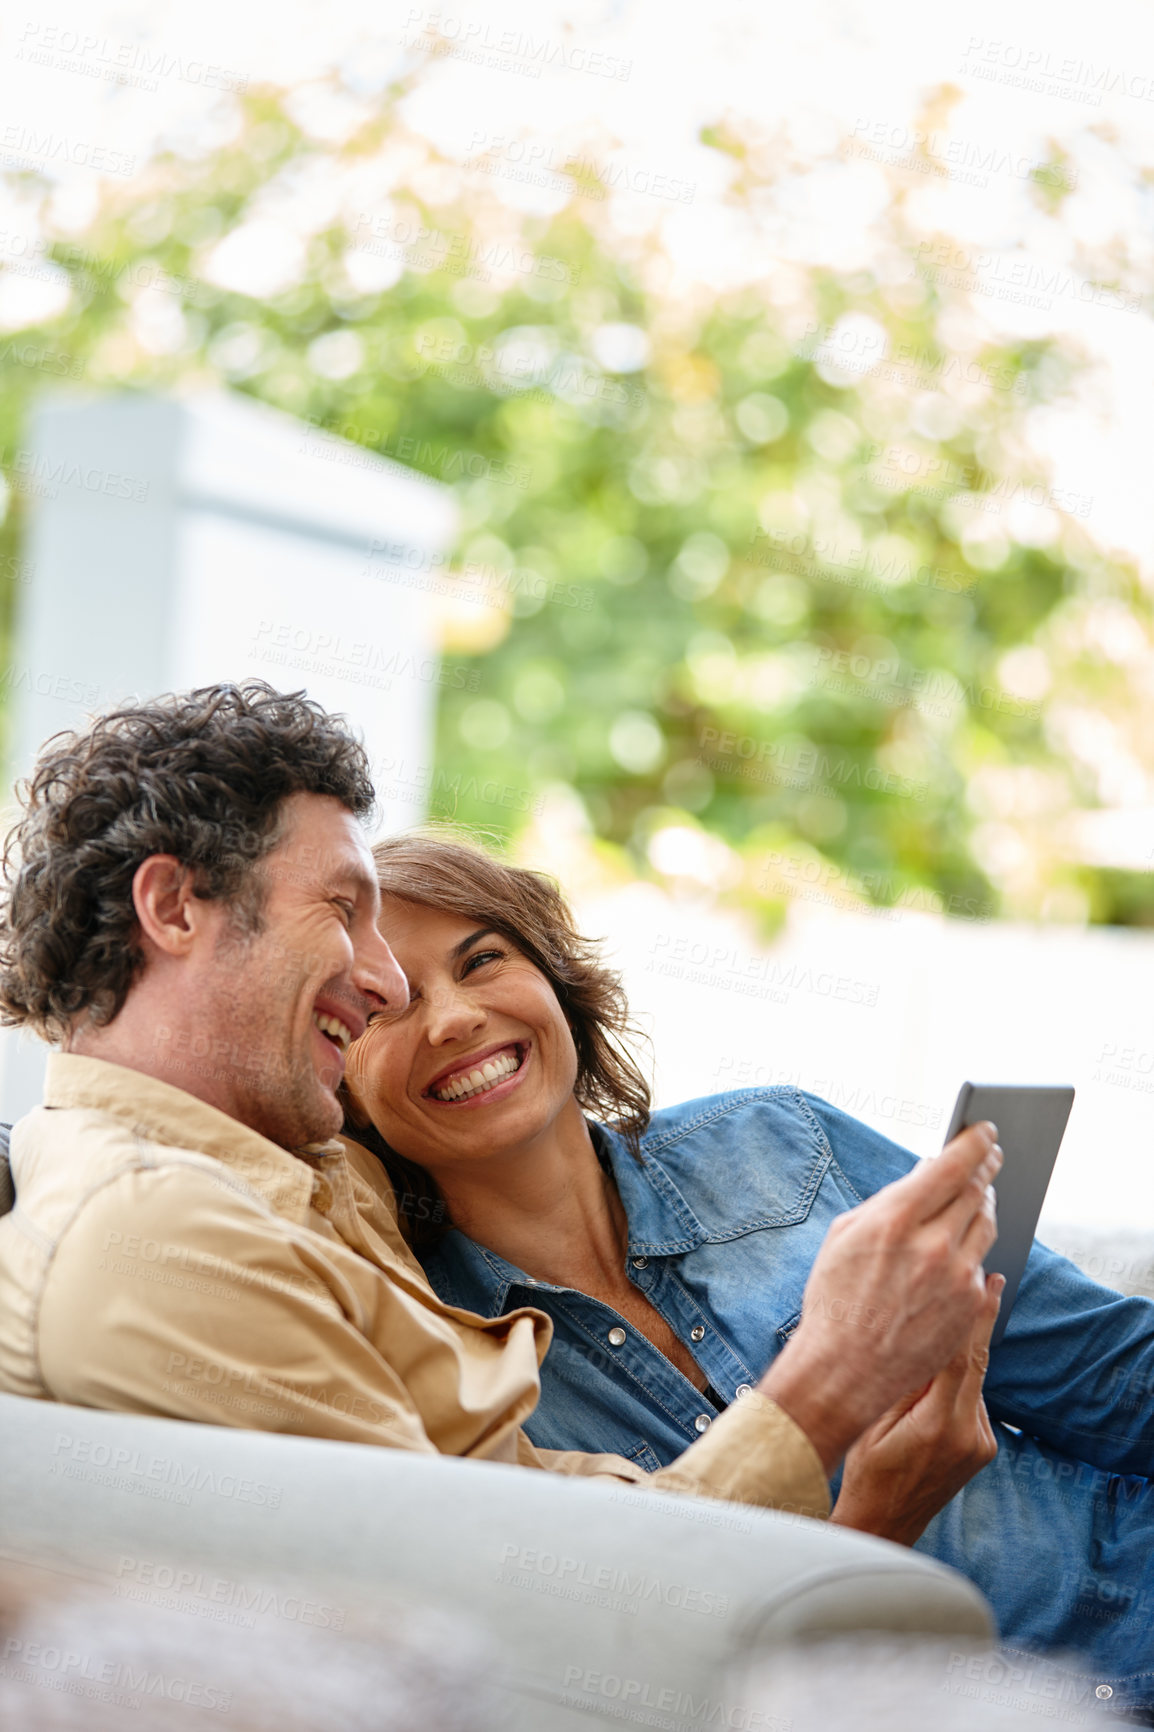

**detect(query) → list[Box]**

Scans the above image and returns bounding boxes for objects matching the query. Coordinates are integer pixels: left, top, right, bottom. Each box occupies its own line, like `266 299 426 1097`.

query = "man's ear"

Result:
131 856 208 958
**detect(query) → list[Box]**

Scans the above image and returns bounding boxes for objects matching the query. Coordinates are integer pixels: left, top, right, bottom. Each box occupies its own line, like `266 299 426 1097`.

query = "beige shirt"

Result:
0 1054 829 1517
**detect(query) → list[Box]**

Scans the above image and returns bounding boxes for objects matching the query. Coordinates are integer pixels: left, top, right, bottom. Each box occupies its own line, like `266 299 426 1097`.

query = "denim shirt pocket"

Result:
776 1307 802 1348
635 1089 834 1247
619 1438 665 1473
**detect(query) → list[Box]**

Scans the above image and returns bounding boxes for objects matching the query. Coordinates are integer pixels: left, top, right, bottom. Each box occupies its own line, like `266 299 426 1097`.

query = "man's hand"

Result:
828 1273 1003 1546
759 1121 1001 1475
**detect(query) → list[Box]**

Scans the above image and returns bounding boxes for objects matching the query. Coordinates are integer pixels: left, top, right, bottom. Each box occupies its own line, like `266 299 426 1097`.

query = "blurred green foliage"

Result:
1 75 1151 924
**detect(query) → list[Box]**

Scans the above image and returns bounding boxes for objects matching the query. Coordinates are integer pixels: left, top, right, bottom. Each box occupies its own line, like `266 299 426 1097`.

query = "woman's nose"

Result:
425 982 485 1040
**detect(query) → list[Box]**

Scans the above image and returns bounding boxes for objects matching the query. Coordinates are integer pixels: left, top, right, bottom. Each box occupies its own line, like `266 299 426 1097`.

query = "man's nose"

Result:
358 927 409 1013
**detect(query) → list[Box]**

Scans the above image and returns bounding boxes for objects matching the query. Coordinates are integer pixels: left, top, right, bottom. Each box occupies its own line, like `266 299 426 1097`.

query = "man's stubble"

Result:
209 919 339 1152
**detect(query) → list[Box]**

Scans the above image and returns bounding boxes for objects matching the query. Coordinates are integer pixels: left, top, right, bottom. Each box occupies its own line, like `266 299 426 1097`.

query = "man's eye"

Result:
333 900 355 927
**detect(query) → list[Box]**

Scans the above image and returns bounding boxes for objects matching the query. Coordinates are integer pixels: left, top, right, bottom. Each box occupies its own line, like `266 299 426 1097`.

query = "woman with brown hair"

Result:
342 834 1154 1702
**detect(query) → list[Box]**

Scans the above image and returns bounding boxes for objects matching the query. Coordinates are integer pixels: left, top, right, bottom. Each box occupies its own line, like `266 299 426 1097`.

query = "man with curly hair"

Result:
0 681 1000 1528
0 681 392 1153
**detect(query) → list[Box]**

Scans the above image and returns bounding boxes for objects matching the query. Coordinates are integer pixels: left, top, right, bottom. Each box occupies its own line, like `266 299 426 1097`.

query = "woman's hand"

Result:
828 1273 1004 1548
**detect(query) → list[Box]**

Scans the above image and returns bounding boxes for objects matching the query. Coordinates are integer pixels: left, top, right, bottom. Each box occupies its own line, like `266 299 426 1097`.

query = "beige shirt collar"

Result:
42 1052 323 1222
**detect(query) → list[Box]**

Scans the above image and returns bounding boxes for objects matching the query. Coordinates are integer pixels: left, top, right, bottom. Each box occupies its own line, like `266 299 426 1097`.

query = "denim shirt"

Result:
420 1088 1154 1705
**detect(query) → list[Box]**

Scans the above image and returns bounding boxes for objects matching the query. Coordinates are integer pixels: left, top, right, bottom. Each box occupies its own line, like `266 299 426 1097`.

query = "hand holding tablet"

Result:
944 1083 1075 1345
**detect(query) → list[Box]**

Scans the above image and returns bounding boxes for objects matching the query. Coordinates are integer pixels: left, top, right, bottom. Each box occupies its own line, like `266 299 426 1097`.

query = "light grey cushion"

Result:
1042 1222 1154 1300
0 1394 992 1731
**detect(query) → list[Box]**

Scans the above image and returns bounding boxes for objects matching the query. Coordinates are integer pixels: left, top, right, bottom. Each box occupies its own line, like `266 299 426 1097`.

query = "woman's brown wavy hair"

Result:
344 831 652 1247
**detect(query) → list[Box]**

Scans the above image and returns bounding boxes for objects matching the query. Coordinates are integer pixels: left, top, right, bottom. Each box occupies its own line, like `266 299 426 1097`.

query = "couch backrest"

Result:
0 1122 10 1217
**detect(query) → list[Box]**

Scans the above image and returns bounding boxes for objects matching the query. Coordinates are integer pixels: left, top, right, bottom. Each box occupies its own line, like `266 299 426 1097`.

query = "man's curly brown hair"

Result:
0 681 375 1042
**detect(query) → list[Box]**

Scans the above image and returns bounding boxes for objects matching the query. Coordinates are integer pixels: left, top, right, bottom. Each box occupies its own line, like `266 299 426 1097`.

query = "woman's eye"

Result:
333 900 355 927
463 949 504 974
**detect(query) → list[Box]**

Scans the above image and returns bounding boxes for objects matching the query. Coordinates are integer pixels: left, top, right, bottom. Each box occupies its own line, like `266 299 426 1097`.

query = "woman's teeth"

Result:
312 1011 352 1053
432 1049 521 1102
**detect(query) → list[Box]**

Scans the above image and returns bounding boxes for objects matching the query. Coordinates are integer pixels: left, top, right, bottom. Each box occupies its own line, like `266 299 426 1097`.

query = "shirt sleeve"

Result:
36 1162 508 1455
516 1391 831 1520
38 1159 830 1515
980 1238 1154 1477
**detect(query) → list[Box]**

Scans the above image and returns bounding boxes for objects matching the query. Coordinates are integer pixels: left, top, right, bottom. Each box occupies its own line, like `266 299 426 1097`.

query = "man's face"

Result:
188 793 407 1150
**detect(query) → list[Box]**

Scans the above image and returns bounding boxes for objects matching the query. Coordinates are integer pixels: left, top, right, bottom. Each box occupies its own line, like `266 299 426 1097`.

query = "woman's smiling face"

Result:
344 896 581 1172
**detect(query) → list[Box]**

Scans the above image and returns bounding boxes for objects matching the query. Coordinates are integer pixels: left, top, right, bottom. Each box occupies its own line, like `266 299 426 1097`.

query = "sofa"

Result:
0 1128 994 1729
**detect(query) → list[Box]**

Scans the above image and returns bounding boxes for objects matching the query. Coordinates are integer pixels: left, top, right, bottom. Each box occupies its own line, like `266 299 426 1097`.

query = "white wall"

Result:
0 389 457 1121
577 885 1154 1234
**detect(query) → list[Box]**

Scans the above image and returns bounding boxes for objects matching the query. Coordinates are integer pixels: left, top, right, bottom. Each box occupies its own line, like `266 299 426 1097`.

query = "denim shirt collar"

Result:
426 1120 708 1319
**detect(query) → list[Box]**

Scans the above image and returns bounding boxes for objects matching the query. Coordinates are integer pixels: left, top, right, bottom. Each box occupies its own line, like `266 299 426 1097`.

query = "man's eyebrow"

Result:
449 927 497 961
323 856 378 897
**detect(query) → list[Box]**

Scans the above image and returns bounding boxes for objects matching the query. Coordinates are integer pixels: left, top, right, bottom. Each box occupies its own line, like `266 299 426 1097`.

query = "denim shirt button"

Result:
631 1256 649 1269
735 1383 754 1399
608 1327 627 1347
694 1413 712 1433
690 1325 705 1342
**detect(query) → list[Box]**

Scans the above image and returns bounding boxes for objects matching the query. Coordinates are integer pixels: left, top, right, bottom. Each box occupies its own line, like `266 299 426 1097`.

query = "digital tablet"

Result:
944 1083 1075 1346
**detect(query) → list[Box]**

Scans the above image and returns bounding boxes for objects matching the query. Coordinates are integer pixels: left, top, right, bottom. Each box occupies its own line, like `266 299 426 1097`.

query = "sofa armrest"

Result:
0 1394 992 1730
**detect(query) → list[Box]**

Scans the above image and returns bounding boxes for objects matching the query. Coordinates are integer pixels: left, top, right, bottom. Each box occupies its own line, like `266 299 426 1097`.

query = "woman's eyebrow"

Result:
448 927 497 961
